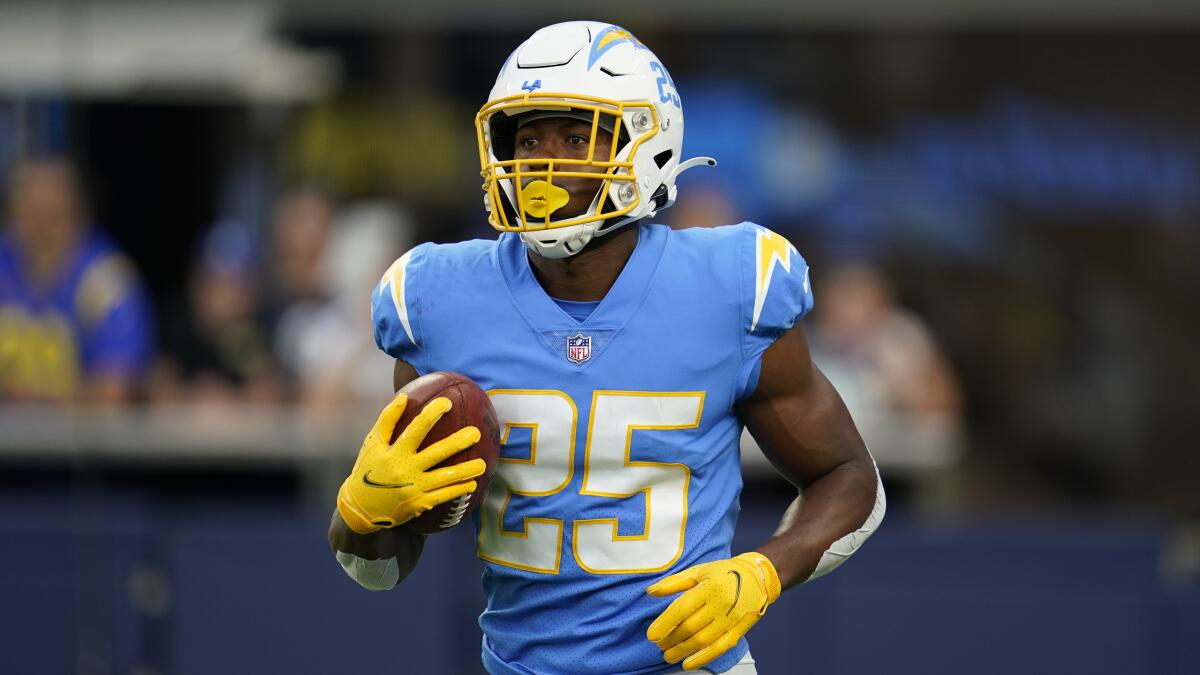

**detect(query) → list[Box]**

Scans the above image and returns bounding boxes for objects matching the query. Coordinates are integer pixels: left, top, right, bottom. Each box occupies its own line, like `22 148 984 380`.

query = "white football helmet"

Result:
476 21 715 258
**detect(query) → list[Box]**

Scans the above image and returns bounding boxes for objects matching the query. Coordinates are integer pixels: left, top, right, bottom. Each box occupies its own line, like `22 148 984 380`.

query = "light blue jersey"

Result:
372 222 813 675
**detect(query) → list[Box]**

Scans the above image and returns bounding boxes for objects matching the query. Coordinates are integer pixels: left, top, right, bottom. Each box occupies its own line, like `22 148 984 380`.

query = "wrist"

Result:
737 551 782 606
336 478 381 535
754 537 825 589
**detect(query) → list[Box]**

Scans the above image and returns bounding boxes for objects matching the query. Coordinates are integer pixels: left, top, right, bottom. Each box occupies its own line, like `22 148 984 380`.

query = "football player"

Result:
329 21 885 675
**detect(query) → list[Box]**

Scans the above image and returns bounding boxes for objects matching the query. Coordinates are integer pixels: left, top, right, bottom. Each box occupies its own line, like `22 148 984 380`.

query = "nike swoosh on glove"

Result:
337 393 485 534
646 552 782 671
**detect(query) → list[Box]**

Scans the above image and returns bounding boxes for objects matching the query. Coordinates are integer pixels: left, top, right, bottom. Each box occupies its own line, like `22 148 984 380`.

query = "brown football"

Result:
392 371 500 535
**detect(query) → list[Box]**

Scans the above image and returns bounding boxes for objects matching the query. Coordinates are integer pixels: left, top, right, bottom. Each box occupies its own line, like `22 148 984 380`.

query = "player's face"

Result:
513 117 614 217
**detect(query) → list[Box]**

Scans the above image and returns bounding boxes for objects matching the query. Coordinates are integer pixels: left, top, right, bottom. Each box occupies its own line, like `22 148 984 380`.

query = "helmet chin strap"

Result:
519 224 596 259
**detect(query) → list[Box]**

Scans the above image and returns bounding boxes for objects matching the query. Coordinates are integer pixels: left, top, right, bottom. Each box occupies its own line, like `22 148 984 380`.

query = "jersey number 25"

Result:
477 390 704 575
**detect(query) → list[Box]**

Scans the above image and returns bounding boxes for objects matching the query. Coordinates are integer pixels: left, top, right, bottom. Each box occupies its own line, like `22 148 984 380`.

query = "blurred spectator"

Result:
264 187 336 395
274 202 411 412
0 157 154 404
809 263 965 506
270 187 335 307
149 221 283 404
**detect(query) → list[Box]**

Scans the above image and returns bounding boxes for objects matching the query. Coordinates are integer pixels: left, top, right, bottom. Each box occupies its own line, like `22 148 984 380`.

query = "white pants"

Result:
664 651 756 674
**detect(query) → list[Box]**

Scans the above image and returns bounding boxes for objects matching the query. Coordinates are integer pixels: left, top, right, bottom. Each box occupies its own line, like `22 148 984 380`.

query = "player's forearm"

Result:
756 456 881 589
328 510 425 583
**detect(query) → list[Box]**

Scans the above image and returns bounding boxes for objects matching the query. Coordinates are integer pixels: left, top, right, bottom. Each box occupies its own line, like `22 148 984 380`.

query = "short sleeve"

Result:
371 244 428 371
735 223 814 399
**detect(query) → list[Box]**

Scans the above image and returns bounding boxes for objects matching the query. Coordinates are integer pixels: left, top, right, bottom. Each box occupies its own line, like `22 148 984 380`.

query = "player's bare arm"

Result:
392 358 420 396
646 318 884 671
737 323 882 588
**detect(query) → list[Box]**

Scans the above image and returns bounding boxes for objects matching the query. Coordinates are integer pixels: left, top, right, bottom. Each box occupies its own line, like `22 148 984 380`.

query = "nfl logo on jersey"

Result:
566 332 591 364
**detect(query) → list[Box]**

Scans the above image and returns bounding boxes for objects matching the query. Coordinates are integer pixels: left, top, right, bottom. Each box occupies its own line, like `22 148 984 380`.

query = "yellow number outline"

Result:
477 389 705 576
477 389 577 574
499 423 539 465
573 390 704 575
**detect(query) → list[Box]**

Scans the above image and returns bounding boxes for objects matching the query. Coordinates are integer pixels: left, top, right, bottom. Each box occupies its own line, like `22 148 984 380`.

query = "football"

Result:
393 371 501 534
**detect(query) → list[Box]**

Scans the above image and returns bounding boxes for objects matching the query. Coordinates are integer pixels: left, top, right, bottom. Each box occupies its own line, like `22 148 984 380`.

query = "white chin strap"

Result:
519 222 599 260
519 156 717 259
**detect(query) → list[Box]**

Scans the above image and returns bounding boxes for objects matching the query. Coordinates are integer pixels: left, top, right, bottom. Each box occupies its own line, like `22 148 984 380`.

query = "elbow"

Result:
851 454 886 538
807 460 886 583
860 457 886 528
841 449 884 530
864 461 886 534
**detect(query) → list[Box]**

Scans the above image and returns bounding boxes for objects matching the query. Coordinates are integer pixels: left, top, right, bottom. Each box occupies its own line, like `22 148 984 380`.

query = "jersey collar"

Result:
496 223 669 334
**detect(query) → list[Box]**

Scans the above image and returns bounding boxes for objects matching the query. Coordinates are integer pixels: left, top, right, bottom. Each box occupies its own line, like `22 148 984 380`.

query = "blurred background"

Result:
1 1 1198 674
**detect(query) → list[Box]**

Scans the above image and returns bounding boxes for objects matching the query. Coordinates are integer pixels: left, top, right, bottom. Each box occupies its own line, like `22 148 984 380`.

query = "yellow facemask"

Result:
475 92 660 232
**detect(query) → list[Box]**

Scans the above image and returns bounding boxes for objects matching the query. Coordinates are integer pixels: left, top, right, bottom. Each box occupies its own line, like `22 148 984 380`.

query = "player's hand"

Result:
336 393 485 534
645 552 782 671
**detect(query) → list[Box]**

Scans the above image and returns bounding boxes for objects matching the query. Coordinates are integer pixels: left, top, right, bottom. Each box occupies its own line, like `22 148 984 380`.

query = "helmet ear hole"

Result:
654 149 673 169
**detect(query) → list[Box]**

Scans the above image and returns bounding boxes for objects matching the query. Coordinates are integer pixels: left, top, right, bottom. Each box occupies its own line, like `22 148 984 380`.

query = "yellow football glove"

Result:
336 393 485 534
646 552 782 671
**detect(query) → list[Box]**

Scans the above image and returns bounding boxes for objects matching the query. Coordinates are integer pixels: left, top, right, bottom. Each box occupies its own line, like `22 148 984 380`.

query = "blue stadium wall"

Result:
1 488 1197 675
